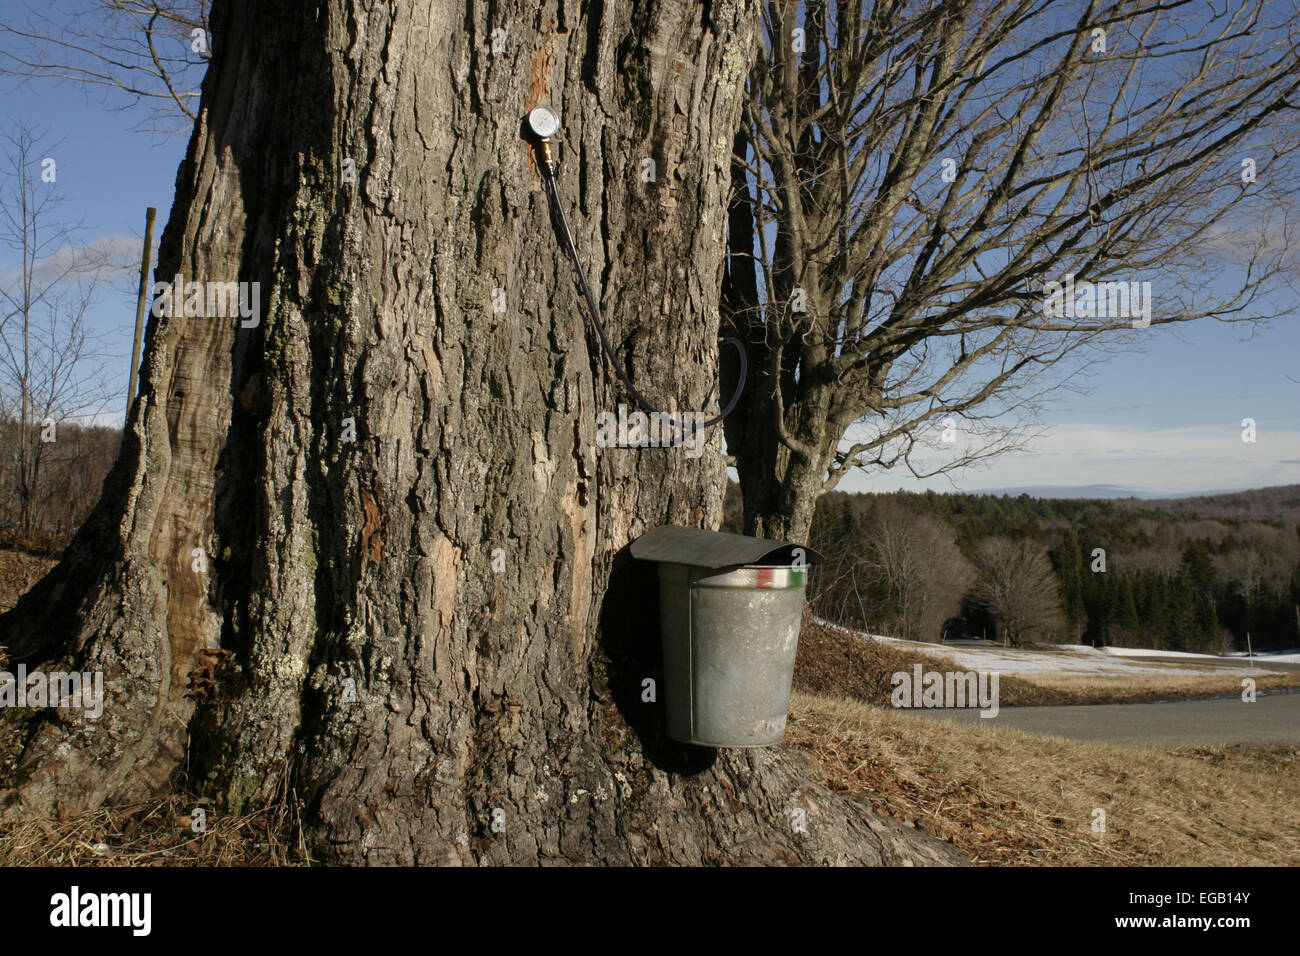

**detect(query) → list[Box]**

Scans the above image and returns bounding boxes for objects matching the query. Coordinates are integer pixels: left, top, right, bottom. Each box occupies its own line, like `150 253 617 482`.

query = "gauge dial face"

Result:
528 105 560 138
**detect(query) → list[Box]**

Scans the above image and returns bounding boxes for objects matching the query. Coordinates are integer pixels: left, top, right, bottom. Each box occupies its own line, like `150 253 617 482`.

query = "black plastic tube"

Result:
540 163 747 431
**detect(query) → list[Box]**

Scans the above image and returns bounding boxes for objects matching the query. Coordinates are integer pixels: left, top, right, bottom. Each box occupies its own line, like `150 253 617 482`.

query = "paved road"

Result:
900 691 1300 748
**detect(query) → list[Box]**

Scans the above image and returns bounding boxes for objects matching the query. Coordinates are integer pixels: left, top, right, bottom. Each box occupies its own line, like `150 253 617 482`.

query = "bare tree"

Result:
0 122 115 533
971 536 1064 644
805 494 973 639
722 0 1300 541
864 500 974 641
0 1 210 133
806 507 873 625
33 423 120 539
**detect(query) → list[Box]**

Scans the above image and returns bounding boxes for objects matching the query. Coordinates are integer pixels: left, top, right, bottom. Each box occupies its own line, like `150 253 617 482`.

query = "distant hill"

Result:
969 484 1243 500
961 483 1300 523
1125 484 1300 521
965 483 1300 500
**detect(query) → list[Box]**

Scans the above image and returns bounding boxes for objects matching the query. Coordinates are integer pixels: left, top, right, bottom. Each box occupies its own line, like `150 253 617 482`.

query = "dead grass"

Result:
0 529 67 559
992 665 1300 704
788 690 1300 866
0 547 56 613
794 617 1046 705
0 791 312 867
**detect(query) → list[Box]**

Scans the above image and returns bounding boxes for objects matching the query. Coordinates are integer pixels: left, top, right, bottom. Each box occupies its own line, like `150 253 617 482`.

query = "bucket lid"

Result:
629 524 819 569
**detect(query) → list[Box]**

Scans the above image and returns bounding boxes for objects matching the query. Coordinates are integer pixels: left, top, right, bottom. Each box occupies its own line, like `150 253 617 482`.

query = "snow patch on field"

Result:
1224 649 1300 664
1100 646 1219 660
1100 645 1300 665
810 616 1283 677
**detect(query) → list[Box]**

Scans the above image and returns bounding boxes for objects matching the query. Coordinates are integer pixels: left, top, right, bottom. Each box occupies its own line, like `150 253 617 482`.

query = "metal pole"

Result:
126 207 156 426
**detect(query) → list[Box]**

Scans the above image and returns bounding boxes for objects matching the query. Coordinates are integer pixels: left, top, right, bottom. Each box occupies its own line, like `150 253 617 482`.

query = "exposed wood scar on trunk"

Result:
526 30 557 189
430 533 461 631
532 431 557 491
360 488 385 564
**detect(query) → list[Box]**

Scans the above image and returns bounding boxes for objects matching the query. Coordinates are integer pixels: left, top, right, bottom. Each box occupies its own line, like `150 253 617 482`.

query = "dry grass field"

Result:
789 691 1300 866
0 547 55 613
978 664 1300 704
0 792 309 866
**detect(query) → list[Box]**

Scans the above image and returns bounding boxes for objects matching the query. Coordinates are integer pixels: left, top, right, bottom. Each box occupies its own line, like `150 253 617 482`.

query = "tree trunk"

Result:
0 0 960 867
731 435 826 544
720 125 832 547
717 333 828 544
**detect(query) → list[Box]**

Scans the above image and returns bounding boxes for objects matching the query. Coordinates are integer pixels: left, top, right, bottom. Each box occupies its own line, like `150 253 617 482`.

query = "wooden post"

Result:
126 207 157 426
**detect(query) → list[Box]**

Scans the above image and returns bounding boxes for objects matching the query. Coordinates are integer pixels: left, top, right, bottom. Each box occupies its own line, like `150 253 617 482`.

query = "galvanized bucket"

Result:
657 561 810 747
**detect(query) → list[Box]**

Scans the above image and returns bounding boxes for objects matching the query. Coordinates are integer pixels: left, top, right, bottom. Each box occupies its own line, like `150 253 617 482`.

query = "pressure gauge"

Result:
527 105 560 139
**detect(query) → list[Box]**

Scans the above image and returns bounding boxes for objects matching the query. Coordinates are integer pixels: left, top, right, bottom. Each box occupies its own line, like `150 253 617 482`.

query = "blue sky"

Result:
2 59 1297 498
840 315 1300 498
0 75 189 425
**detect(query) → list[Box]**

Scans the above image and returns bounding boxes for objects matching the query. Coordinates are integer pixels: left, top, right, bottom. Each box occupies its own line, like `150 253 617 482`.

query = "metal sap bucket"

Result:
630 526 817 748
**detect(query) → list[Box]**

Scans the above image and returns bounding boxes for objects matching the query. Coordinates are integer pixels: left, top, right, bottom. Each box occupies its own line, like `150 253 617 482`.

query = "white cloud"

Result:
839 421 1300 496
0 233 144 289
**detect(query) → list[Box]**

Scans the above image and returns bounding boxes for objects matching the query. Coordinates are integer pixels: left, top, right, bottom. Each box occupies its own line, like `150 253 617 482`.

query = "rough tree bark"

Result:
0 0 961 866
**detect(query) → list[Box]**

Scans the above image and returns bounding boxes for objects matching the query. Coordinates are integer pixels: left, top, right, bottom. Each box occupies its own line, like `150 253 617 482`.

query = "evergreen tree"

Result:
1167 578 1197 652
1051 531 1086 641
1181 541 1221 651
1112 576 1140 645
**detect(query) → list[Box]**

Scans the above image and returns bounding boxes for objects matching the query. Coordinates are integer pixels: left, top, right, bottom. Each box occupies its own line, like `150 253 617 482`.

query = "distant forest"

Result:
0 417 120 550
723 484 1300 653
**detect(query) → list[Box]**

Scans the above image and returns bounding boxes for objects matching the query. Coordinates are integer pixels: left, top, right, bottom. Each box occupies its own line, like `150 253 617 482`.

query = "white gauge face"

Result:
528 105 560 138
